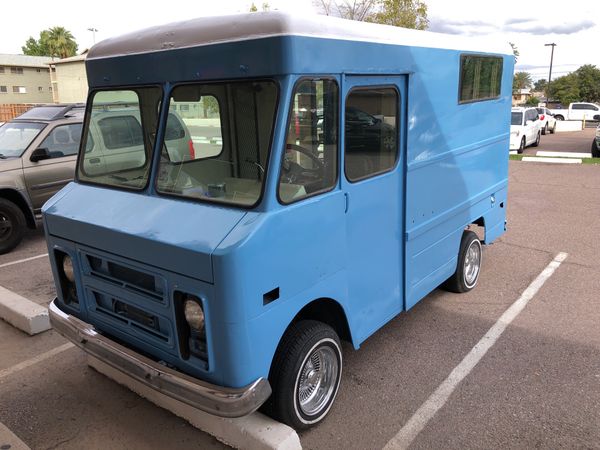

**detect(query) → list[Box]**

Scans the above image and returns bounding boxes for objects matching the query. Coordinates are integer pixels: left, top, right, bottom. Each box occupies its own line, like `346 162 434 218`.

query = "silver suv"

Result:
0 104 84 253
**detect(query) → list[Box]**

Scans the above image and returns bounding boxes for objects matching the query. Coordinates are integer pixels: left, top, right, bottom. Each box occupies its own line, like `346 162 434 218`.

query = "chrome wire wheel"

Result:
296 339 340 418
463 239 482 288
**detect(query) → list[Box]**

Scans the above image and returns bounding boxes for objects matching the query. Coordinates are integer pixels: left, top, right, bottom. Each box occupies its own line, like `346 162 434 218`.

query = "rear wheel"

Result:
266 320 342 430
542 123 548 135
442 230 482 293
555 115 564 121
532 131 541 147
0 199 26 254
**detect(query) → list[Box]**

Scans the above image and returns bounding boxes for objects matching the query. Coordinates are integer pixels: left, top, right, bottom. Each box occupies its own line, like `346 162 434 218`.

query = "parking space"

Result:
522 126 596 156
1 159 599 449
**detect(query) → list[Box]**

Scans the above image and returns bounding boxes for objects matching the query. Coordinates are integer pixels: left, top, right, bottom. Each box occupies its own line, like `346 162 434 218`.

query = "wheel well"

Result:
0 189 35 228
470 217 486 241
293 298 352 343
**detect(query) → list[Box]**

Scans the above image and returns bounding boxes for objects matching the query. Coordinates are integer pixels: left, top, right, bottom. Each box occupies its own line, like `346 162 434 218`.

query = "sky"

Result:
2 0 598 81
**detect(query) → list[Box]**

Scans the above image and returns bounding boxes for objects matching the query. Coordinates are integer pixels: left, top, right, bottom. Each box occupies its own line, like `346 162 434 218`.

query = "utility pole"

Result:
544 43 556 104
88 27 98 45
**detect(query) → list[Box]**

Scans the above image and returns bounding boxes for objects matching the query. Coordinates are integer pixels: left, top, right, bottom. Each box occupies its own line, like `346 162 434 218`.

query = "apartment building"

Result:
0 54 54 104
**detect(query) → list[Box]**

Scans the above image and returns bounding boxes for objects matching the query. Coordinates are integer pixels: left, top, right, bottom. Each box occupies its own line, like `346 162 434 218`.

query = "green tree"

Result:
533 78 547 93
249 2 258 11
512 71 532 92
547 73 580 105
525 96 541 106
314 0 428 28
22 26 78 59
573 64 600 103
368 0 428 29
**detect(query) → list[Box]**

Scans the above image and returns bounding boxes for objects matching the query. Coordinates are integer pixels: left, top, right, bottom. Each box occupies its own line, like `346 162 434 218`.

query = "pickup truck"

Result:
550 102 600 121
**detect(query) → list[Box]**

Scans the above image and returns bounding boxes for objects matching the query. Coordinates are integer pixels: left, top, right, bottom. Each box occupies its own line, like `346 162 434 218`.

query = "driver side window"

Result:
278 78 338 204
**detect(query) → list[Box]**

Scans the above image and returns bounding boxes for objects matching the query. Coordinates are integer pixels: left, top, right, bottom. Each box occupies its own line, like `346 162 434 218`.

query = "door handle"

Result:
89 158 100 164
344 192 349 213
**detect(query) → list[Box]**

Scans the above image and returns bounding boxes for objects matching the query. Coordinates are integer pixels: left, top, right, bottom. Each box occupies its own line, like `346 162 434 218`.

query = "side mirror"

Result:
30 147 51 162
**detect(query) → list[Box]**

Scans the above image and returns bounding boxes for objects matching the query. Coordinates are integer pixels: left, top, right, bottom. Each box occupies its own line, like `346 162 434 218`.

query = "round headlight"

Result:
184 299 205 331
63 255 75 283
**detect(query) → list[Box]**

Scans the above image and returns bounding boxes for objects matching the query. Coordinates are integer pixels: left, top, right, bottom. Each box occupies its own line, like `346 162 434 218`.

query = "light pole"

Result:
88 27 98 45
544 43 556 104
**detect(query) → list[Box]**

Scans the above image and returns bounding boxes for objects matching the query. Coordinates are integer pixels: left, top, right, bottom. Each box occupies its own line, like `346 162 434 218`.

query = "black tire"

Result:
532 131 541 147
517 137 526 154
592 139 600 158
542 123 548 135
555 115 564 121
442 230 482 293
266 320 342 430
0 199 26 254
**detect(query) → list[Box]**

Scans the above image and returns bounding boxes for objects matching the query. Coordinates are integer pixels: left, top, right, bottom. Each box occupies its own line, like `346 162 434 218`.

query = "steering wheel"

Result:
282 143 325 184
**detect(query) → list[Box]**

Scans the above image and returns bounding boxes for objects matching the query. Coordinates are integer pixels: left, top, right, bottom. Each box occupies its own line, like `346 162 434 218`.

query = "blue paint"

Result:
44 27 512 390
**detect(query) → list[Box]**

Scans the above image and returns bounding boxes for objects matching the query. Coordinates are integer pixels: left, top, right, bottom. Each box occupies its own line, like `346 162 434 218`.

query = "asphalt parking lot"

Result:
1 156 600 449
521 125 596 155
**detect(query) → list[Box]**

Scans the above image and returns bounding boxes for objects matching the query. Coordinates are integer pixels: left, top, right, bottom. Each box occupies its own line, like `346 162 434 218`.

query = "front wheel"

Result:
267 320 342 430
442 230 482 293
517 137 526 154
0 199 26 254
592 139 600 158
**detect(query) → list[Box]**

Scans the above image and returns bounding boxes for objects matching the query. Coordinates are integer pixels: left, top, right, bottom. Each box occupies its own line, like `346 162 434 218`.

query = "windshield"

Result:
156 80 278 207
0 122 46 157
78 87 162 190
511 112 523 126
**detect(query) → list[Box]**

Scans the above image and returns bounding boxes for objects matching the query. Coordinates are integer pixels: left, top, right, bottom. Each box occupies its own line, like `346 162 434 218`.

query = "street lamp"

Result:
88 27 98 44
544 43 556 104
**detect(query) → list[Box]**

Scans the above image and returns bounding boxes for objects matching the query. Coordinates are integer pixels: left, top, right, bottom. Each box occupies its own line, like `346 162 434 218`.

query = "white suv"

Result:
510 107 542 153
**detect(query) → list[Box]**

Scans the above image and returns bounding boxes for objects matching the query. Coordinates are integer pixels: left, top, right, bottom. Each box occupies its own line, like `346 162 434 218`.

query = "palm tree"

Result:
45 27 78 59
513 72 532 93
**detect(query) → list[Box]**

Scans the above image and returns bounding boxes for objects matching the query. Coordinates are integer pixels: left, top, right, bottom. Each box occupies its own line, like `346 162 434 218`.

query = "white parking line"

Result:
0 253 48 269
384 252 568 450
0 343 74 380
536 151 591 159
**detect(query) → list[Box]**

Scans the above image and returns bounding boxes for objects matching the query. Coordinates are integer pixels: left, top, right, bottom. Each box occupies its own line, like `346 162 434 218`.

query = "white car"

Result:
536 107 556 135
510 107 542 154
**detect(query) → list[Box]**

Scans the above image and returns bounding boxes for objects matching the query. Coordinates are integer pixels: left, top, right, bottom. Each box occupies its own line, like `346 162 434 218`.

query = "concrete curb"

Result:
0 286 50 335
0 422 31 450
88 356 302 450
536 151 591 158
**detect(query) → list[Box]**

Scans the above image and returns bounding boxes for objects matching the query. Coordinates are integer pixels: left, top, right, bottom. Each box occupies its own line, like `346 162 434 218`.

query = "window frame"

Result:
276 76 340 206
155 78 280 210
76 85 163 192
344 84 400 184
458 53 503 105
38 123 83 159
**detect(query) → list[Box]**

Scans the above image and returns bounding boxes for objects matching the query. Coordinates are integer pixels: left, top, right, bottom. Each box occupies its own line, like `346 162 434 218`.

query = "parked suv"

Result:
0 104 84 253
510 107 542 153
536 107 556 135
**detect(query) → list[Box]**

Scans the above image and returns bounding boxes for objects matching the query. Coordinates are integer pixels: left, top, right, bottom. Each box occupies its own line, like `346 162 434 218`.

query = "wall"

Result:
54 61 88 103
0 66 53 104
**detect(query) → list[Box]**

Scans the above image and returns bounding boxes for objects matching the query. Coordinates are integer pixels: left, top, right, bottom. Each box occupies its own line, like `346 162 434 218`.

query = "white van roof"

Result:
88 11 513 60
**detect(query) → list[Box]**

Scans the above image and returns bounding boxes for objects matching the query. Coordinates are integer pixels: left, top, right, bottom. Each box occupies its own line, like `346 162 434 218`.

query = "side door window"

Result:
344 87 398 182
278 78 339 204
39 123 83 158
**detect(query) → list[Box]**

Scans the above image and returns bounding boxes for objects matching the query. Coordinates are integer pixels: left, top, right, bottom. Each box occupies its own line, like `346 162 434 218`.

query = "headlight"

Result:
184 298 205 331
63 255 75 283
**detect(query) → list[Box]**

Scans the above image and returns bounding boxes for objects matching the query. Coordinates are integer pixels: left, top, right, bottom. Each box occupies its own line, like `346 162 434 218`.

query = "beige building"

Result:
49 53 88 103
0 54 54 104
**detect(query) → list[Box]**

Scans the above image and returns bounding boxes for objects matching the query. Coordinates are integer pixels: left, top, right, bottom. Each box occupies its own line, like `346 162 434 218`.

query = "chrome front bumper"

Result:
49 299 271 418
